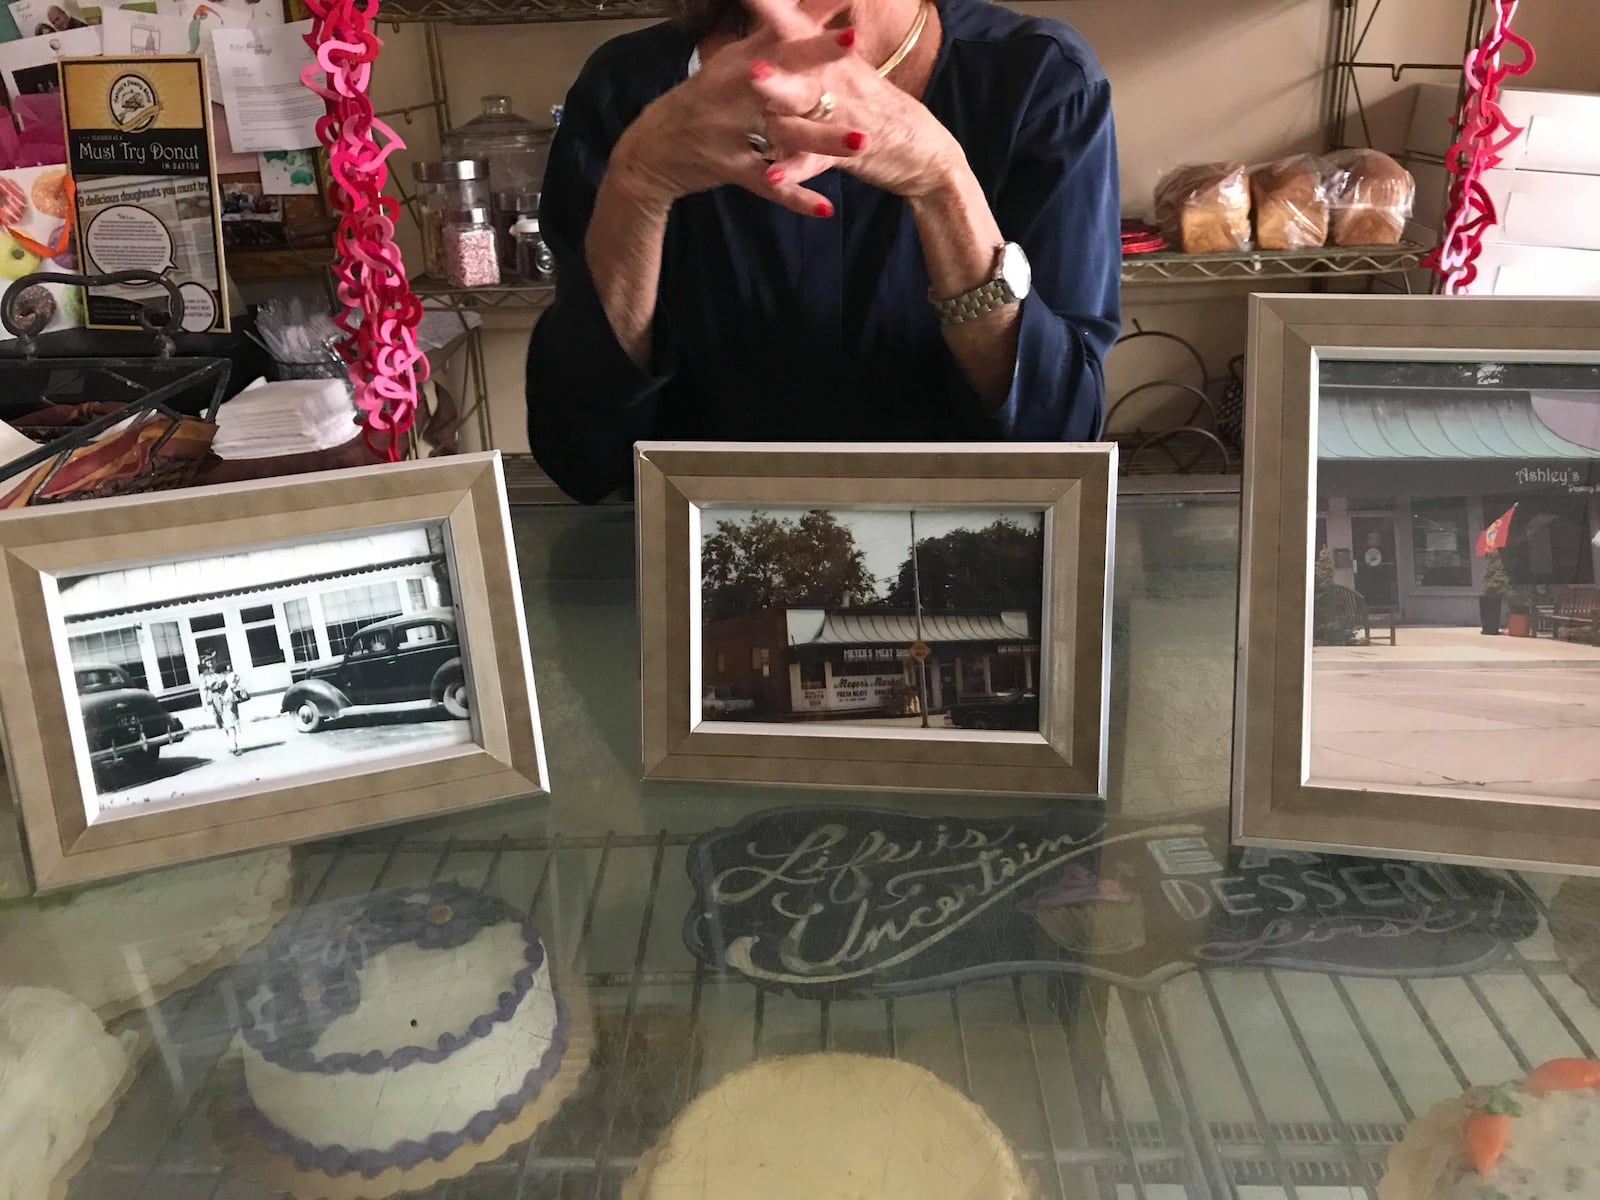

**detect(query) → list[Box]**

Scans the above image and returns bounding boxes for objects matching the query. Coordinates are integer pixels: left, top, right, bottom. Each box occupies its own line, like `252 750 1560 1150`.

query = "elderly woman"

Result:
526 0 1120 502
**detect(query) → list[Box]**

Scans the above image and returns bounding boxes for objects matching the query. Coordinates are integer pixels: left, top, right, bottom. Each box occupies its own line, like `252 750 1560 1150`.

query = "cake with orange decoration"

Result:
1378 1058 1600 1199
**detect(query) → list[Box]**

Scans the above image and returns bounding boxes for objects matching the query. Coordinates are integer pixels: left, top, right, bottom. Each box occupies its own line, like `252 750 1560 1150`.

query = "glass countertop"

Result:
3 485 1594 1200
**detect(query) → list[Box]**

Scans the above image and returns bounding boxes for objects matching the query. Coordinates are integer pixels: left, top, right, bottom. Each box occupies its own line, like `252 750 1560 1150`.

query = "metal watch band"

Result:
932 278 1013 327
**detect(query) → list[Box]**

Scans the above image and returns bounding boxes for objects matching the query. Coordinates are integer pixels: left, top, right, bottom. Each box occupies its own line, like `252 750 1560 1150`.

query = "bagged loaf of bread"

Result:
1324 149 1414 246
1154 163 1251 254
1250 155 1329 250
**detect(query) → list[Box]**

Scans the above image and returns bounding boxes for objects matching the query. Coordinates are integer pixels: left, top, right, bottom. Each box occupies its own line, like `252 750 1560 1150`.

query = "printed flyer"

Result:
59 54 228 331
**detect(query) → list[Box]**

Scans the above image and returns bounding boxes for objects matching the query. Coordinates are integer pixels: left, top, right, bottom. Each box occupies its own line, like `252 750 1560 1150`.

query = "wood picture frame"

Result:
0 453 547 891
1235 293 1600 871
635 442 1116 796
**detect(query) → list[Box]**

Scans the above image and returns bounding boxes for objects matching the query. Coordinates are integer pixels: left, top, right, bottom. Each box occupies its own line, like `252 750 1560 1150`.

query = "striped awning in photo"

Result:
789 610 1034 647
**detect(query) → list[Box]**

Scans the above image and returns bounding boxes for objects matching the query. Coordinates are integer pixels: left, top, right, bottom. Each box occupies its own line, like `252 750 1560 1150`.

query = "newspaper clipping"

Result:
75 175 222 328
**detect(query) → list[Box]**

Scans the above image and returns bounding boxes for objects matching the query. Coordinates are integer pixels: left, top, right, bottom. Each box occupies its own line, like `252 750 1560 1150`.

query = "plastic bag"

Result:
1324 149 1415 246
1153 162 1252 254
1249 155 1330 250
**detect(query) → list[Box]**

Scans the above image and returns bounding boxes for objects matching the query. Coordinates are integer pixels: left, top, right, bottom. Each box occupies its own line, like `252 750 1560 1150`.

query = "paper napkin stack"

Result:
211 378 360 461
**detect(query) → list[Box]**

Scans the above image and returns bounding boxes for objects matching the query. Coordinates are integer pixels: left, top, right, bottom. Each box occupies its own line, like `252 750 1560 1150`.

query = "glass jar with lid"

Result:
512 215 555 284
441 206 501 289
412 159 490 278
443 96 555 196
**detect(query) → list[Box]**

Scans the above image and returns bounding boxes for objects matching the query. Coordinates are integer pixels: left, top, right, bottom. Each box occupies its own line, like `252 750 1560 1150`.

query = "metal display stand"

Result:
372 0 1486 482
1108 0 1491 475
1323 0 1488 160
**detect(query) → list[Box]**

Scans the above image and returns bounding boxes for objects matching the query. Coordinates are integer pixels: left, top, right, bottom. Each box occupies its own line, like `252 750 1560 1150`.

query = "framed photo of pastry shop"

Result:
1234 294 1600 871
0 454 548 891
635 442 1116 796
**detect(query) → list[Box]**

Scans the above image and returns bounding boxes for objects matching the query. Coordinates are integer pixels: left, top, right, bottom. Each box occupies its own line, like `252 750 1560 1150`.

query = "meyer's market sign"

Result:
798 674 904 712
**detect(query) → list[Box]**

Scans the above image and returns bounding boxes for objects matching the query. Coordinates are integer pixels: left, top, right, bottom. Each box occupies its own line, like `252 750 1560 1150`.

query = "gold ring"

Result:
747 113 775 161
806 91 836 122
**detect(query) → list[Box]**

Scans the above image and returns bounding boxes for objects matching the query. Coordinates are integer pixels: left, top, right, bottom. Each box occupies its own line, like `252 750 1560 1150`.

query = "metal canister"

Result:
493 189 541 271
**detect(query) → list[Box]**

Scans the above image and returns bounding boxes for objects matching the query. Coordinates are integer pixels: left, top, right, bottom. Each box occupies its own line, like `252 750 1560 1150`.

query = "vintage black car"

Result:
281 609 469 733
75 662 188 767
946 689 1040 730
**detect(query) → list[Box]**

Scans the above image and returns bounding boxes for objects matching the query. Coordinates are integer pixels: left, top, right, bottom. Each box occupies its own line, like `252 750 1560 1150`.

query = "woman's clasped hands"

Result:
608 0 960 218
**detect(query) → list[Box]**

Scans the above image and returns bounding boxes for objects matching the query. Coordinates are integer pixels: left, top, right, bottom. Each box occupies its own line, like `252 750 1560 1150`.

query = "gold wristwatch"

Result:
930 242 1032 326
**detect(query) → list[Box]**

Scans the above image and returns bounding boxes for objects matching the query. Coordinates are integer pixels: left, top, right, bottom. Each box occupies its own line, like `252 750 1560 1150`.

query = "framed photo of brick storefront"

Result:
635 443 1116 796
1236 293 1600 872
0 453 548 891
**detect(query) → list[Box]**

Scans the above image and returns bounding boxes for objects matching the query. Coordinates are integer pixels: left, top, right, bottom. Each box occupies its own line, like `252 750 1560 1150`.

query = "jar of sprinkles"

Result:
441 207 500 289
412 159 489 278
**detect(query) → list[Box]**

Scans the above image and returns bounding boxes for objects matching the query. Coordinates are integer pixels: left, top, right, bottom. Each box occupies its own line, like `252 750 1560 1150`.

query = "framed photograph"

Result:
0 453 548 891
1235 294 1600 870
636 442 1116 795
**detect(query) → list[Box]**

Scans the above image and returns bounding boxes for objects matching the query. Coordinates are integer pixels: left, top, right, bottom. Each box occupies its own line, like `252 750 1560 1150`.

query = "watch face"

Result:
1001 242 1032 299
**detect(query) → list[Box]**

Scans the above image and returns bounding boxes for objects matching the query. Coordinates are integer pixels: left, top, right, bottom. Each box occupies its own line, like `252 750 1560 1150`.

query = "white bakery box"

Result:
1406 221 1600 297
1406 82 1600 295
1407 82 1600 176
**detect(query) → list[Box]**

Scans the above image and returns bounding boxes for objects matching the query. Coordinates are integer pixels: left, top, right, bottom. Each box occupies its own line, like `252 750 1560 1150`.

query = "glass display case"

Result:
4 482 1594 1200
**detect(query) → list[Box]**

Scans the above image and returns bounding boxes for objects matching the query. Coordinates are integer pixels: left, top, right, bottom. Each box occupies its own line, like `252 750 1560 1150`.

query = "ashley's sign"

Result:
685 807 1539 997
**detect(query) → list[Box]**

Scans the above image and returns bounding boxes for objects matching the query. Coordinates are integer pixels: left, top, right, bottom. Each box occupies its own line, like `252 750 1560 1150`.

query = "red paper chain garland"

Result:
300 1 429 461
1421 0 1536 294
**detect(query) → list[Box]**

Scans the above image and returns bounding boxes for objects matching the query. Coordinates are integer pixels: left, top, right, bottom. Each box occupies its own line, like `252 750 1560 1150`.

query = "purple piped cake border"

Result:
238 882 547 1075
240 995 571 1177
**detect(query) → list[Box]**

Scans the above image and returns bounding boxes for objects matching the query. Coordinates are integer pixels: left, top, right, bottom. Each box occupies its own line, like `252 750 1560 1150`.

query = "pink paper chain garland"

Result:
1421 0 1536 294
300 2 429 460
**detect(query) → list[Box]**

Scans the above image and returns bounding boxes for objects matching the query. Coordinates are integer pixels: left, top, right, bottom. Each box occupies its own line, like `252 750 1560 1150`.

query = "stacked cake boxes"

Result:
1405 82 1600 295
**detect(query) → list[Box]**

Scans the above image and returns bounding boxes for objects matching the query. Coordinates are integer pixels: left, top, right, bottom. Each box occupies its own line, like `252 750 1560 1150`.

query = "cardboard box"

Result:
1499 89 1600 175
1412 161 1451 230
1406 82 1461 162
1479 167 1600 252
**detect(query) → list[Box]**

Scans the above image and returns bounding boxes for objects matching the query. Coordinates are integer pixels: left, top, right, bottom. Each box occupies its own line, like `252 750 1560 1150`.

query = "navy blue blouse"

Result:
526 0 1121 502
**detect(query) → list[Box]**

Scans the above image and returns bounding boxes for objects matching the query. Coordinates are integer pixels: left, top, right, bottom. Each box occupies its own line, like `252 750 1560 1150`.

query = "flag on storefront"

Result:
1476 503 1517 556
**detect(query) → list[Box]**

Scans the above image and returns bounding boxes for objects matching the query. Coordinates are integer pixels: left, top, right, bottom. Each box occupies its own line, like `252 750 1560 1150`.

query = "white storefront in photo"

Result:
57 527 450 708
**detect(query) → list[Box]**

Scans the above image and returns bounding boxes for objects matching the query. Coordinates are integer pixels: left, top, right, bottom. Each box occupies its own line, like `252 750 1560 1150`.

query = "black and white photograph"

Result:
1308 359 1600 803
53 521 477 820
698 506 1046 730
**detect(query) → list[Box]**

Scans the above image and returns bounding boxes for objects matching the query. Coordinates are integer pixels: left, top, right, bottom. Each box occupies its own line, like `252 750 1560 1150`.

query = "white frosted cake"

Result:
624 1052 1038 1200
236 882 568 1177
0 984 139 1200
0 848 292 1018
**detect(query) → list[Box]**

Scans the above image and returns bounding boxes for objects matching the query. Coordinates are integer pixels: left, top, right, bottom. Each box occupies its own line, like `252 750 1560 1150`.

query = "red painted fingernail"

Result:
837 27 856 47
751 59 775 80
844 131 866 151
766 165 786 184
814 199 834 218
